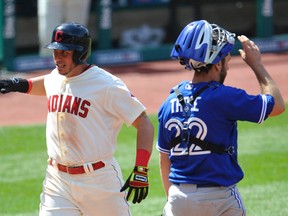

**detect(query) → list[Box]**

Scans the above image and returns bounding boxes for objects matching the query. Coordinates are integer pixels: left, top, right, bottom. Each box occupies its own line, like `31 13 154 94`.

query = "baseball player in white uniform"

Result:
0 22 154 215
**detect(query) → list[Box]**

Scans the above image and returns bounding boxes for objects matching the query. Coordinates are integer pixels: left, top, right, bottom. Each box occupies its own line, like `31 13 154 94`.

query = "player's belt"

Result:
48 158 105 174
173 183 221 188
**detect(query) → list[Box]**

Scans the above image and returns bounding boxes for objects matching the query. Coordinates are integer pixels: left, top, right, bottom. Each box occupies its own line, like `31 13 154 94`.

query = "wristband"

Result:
27 79 32 93
135 149 151 167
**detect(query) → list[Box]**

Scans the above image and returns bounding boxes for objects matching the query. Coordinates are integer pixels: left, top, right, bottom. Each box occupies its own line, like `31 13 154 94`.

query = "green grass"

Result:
0 109 287 216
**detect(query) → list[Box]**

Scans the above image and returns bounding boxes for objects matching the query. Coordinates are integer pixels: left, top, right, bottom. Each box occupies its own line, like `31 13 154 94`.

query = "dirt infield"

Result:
0 53 287 126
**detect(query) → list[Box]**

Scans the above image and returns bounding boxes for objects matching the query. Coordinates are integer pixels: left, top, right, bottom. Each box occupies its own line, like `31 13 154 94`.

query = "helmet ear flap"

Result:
72 37 92 64
79 51 88 62
73 51 87 65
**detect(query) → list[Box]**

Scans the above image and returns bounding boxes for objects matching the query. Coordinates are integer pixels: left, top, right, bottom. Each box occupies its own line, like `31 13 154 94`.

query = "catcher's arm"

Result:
238 35 285 116
159 152 171 197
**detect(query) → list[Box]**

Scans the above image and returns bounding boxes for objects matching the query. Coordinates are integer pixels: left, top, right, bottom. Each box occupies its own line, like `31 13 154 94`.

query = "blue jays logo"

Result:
165 117 211 156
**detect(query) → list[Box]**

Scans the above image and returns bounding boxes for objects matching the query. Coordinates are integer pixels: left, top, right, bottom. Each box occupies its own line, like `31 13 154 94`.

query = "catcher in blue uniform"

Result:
157 20 285 216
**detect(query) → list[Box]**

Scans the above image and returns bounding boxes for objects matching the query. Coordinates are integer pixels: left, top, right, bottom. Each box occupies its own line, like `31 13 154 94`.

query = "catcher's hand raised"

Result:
120 166 149 204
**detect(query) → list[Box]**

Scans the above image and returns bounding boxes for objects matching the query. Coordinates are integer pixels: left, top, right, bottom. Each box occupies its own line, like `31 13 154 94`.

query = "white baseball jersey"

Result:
44 65 146 165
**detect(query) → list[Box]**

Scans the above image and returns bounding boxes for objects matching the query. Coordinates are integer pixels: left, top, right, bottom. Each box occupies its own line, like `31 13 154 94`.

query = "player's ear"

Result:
214 61 222 72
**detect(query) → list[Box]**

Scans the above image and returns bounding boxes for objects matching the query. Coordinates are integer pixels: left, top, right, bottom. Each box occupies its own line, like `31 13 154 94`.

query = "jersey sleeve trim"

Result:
258 94 268 124
156 144 170 154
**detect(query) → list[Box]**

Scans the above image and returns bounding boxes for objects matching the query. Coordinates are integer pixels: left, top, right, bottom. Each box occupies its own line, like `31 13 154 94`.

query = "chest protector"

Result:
169 83 235 155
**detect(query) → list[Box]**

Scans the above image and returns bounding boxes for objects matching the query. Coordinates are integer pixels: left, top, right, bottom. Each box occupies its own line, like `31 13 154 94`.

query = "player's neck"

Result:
192 67 219 83
192 74 213 84
65 63 90 78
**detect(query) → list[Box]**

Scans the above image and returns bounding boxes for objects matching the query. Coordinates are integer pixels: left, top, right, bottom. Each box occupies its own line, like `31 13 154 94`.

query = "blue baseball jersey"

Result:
157 81 274 187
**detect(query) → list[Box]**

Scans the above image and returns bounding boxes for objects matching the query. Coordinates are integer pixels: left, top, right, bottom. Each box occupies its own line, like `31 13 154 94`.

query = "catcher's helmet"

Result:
45 22 92 64
171 20 235 70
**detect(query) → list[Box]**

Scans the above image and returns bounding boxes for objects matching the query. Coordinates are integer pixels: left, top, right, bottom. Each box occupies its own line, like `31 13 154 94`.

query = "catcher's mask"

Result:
45 22 92 65
171 20 235 71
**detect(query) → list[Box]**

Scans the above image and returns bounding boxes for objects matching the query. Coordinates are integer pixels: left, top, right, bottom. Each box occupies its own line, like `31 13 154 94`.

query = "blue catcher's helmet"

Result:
171 20 235 70
45 22 92 65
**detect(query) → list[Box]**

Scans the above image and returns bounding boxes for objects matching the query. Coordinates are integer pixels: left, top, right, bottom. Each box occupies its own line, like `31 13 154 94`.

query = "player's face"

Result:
219 53 231 84
53 50 77 77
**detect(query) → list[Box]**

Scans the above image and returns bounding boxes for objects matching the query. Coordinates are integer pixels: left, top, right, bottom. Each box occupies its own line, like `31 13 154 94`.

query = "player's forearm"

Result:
161 171 171 197
29 76 46 96
133 112 154 166
159 152 172 197
253 64 285 116
134 112 154 153
136 124 154 155
135 125 154 166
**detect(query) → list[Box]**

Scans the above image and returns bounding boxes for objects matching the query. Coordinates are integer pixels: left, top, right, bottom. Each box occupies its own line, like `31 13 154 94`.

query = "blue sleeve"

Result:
212 86 274 124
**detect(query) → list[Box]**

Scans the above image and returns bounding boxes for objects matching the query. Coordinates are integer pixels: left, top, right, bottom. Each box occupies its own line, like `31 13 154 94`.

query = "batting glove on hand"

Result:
0 78 29 94
120 166 149 204
0 79 12 94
